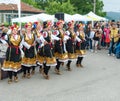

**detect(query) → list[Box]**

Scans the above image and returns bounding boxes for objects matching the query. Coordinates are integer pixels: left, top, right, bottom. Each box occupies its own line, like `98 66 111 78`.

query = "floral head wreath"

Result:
56 20 64 26
68 20 74 27
11 24 19 31
25 22 32 28
77 23 84 28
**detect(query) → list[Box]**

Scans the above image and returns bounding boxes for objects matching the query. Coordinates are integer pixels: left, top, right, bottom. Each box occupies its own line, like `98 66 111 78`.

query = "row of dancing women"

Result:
0 20 86 84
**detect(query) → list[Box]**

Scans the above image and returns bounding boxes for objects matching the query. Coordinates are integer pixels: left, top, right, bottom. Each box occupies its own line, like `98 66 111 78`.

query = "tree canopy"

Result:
45 0 75 14
22 0 106 16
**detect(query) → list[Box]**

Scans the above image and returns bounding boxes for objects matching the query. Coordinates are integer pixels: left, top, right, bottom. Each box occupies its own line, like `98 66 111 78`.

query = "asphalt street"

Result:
0 50 120 101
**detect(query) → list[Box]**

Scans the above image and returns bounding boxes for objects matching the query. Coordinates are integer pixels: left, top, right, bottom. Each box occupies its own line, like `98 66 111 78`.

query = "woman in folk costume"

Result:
42 20 60 79
76 23 86 67
22 22 37 79
54 20 68 75
65 20 81 71
31 21 44 74
33 21 48 74
2 24 22 84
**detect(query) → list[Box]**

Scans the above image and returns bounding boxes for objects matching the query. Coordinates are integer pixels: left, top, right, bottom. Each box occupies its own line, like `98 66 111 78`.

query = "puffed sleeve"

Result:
63 35 69 42
36 35 46 48
76 31 79 36
76 35 81 42
51 34 60 41
0 38 7 44
65 30 70 36
53 30 59 36
22 37 31 49
19 38 24 58
1 34 9 44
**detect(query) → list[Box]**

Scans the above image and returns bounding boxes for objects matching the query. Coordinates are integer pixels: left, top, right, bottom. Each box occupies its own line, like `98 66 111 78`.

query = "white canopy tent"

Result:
72 14 92 21
63 13 73 22
84 11 107 21
54 13 74 22
12 13 55 23
12 12 108 24
55 13 91 22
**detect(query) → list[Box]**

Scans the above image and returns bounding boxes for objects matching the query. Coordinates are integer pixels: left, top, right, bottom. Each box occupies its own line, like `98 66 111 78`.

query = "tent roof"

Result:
12 13 55 23
85 11 107 21
72 14 91 21
12 12 108 23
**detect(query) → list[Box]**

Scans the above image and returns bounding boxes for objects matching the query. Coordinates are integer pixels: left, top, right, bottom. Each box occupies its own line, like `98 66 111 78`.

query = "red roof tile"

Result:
0 2 44 13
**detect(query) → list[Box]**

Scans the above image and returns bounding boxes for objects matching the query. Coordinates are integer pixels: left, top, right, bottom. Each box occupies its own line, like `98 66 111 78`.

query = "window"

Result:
5 14 11 24
14 15 18 18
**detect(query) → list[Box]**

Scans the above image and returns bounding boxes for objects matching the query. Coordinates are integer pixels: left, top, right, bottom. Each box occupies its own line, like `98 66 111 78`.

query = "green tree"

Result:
22 0 106 16
45 1 61 14
22 0 37 8
60 0 75 14
45 0 75 14
70 0 106 16
35 0 49 10
95 0 106 16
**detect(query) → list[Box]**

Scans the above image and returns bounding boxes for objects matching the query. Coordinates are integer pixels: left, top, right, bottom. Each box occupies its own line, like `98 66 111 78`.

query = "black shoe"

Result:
66 64 72 71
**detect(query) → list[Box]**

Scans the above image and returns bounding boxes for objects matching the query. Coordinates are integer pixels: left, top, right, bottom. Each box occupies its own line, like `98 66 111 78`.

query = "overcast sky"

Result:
102 0 120 12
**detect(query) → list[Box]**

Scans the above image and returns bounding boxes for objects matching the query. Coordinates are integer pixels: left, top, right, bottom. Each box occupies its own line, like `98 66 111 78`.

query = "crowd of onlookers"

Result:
78 20 120 59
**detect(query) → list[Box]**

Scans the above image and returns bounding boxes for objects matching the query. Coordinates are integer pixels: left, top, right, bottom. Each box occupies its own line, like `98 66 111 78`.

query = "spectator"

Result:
108 23 119 56
93 30 101 53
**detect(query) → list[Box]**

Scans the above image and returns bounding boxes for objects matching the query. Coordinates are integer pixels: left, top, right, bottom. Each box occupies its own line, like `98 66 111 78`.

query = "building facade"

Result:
0 2 44 24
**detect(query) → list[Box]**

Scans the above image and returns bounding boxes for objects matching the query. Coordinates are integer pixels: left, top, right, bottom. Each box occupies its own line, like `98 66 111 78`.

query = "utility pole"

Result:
93 0 96 13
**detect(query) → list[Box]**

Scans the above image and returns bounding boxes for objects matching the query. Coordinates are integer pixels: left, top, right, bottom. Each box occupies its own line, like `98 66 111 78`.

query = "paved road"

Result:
0 50 120 101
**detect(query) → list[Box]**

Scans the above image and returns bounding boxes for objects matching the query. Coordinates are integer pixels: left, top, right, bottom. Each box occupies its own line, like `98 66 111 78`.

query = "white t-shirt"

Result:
89 31 95 39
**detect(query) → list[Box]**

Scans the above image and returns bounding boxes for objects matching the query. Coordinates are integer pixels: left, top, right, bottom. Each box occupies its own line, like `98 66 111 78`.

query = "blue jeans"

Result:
109 41 116 54
89 39 93 50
